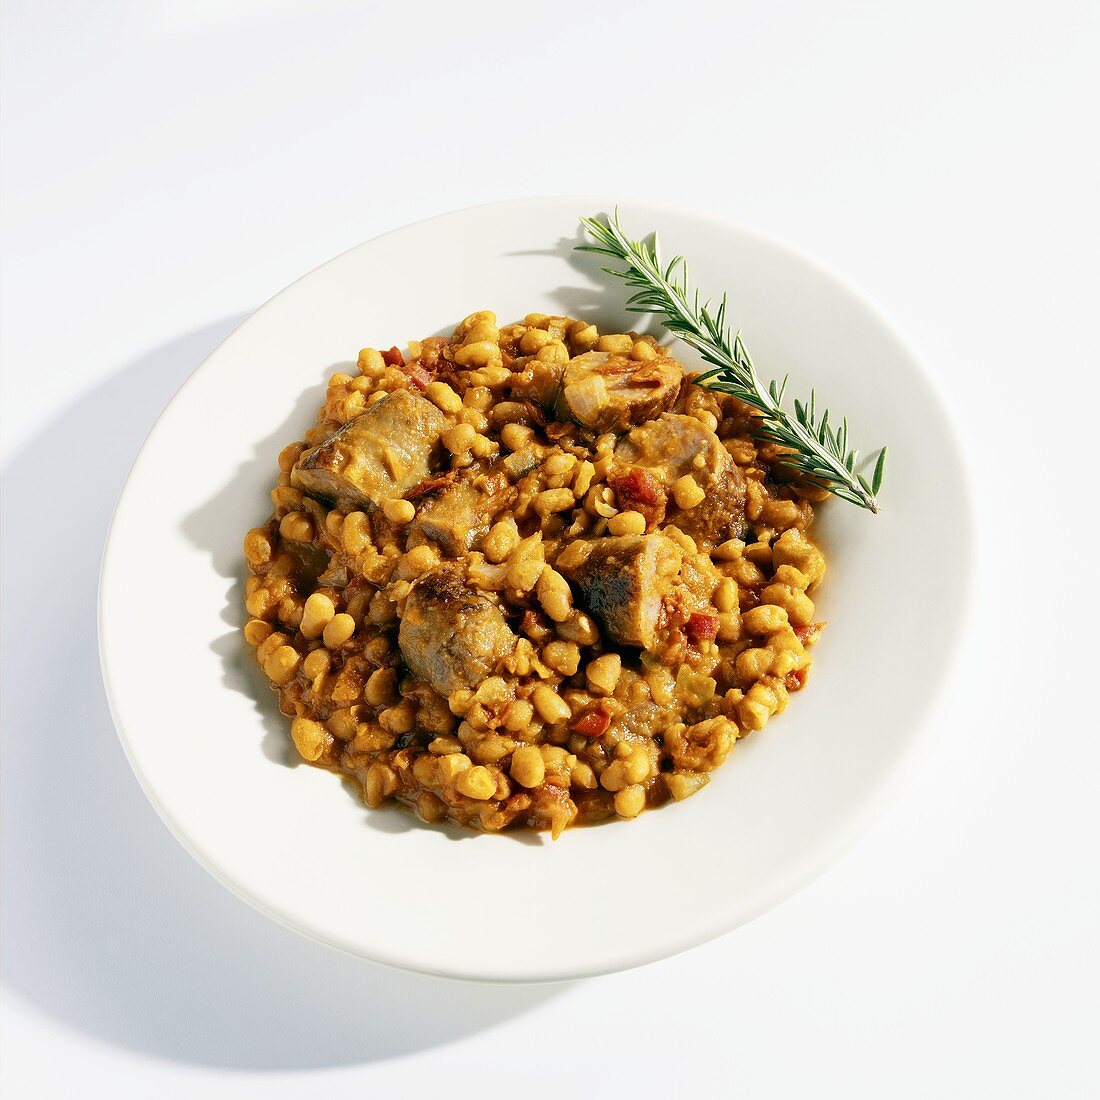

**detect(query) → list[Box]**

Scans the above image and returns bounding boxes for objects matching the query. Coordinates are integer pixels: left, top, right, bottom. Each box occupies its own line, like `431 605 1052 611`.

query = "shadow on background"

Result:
0 319 564 1069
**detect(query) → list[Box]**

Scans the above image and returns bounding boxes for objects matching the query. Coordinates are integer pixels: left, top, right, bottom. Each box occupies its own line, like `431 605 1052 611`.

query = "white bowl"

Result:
99 198 973 982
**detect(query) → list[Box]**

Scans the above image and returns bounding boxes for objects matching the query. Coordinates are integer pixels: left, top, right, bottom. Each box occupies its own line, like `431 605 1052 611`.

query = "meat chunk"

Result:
407 481 484 556
555 351 681 433
406 471 515 557
557 534 683 649
398 567 517 697
615 414 747 542
293 388 447 511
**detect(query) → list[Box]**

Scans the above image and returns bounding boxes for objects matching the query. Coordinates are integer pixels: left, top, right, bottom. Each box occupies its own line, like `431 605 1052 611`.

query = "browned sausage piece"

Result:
406 470 516 558
616 413 747 543
557 534 683 650
293 388 448 511
398 567 517 697
555 351 682 433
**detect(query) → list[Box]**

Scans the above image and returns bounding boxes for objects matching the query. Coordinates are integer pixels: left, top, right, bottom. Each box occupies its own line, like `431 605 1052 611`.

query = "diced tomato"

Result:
785 668 808 692
685 612 719 643
381 345 405 367
402 363 432 390
609 467 667 529
571 708 612 737
405 472 456 501
610 467 661 507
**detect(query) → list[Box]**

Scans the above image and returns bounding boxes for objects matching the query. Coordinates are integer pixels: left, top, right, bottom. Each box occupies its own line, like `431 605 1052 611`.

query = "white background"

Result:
2 1 1098 1097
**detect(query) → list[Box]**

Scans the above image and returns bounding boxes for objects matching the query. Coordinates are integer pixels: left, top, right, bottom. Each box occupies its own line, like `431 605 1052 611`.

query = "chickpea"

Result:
379 698 417 735
434 753 470 784
270 486 304 515
774 563 810 590
520 328 553 354
325 510 345 541
600 760 628 792
500 422 534 452
772 528 825 586
536 342 569 366
570 761 598 789
739 683 780 731
428 735 464 755
255 631 287 667
731 557 765 587
458 340 502 369
398 544 438 580
568 320 599 351
712 538 745 561
302 649 329 682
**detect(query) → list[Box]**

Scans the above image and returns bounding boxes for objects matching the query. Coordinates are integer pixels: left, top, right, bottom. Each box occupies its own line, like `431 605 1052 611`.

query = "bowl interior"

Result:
100 198 972 981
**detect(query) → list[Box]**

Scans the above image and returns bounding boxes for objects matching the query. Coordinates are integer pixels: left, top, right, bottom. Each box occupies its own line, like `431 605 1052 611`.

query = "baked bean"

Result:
243 528 272 567
300 592 336 639
383 498 415 525
585 653 621 696
510 745 546 788
608 510 647 536
614 785 646 818
536 566 573 622
323 613 356 648
532 685 571 724
597 334 633 354
456 766 496 800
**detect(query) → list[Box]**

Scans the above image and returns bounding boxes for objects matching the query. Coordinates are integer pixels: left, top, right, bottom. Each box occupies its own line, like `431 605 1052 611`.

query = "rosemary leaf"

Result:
577 210 887 513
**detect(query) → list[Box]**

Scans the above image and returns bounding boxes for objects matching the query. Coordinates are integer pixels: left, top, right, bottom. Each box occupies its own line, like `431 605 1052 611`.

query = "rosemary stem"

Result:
577 211 885 513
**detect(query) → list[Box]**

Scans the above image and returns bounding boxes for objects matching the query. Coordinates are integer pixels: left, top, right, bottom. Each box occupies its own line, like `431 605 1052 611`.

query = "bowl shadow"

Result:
0 319 565 1070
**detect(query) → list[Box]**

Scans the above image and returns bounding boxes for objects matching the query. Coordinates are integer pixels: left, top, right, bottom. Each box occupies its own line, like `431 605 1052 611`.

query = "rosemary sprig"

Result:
577 210 887 513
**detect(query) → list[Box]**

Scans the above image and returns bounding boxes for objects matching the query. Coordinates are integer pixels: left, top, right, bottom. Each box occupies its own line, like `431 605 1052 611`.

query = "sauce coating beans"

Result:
243 310 826 836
